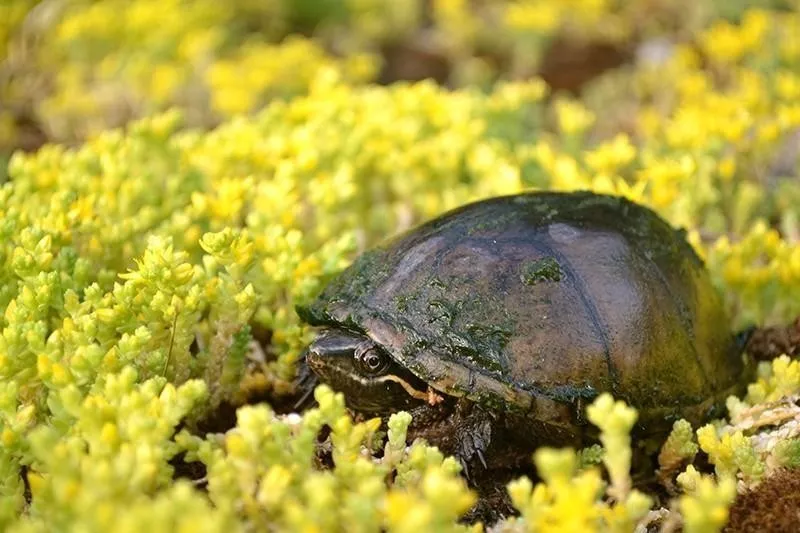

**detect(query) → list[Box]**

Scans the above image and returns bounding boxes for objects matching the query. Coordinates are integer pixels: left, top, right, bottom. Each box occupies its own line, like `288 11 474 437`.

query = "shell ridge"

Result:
636 244 713 389
538 233 621 396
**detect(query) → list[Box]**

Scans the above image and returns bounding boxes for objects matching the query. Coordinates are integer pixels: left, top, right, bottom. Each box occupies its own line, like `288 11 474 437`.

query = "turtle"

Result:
296 191 752 478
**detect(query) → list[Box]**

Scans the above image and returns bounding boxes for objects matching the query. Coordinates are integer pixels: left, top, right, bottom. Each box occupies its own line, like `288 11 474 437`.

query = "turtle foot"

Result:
452 401 494 481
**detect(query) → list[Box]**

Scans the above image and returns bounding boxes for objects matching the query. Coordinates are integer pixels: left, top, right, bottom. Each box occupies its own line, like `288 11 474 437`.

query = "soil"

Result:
745 317 800 361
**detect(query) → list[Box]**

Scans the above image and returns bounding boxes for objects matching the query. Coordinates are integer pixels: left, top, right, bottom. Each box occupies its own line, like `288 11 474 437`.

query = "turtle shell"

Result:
300 191 747 432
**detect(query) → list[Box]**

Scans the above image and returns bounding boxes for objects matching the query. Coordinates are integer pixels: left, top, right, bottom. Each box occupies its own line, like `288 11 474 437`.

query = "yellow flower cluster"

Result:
676 467 737 533
4 377 475 531
501 395 652 532
0 0 384 150
10 367 212 531
2 0 783 156
700 10 772 65
746 355 800 405
177 386 475 532
504 0 614 37
704 222 800 325
658 354 800 521
206 38 377 116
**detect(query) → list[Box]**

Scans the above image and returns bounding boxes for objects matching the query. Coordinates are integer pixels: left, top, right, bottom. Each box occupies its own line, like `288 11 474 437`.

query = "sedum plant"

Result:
3 377 477 532
177 386 476 532
1 0 793 157
690 355 800 490
499 395 652 533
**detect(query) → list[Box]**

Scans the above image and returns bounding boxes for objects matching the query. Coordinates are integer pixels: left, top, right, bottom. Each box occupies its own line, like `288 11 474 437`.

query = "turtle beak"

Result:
306 329 365 368
305 328 372 400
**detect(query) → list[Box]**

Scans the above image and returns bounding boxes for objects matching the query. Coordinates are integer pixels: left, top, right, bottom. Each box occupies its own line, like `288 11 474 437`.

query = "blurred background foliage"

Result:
1 0 797 158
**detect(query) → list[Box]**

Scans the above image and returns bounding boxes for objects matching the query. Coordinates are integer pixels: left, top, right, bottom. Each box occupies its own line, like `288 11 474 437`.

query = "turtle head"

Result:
305 328 430 414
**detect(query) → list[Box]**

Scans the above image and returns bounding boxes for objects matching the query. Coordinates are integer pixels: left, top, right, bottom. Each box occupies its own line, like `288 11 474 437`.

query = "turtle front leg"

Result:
406 398 495 479
450 400 494 479
405 399 520 523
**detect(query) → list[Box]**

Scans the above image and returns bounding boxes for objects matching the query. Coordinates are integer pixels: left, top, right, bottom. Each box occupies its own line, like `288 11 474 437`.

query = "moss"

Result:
519 257 563 285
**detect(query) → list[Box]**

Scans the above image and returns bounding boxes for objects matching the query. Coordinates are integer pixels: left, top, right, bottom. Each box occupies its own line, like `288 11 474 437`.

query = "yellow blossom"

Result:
504 1 562 33
51 363 72 386
1 427 16 446
584 134 636 173
555 99 596 136
717 156 736 181
701 21 748 64
777 71 800 101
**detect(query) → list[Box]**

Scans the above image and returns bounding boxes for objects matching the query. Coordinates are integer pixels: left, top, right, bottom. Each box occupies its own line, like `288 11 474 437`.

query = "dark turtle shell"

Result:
300 191 748 434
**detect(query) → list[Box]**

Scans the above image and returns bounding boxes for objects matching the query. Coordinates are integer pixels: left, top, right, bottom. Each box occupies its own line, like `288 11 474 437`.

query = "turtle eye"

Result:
355 346 390 376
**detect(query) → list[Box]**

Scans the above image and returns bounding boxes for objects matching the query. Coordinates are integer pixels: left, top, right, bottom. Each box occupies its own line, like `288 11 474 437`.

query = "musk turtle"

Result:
297 191 751 472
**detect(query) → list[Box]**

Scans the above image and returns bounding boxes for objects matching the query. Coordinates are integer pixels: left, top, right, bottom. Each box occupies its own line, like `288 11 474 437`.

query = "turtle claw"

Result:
459 456 470 480
455 434 490 479
293 384 316 411
293 354 320 411
476 449 488 470
453 402 493 481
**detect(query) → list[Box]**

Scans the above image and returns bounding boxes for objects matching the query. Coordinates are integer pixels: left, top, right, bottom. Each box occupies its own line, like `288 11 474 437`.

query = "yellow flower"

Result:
637 106 662 139
294 256 321 283
386 492 430 532
584 133 636 173
555 99 596 136
101 423 120 447
778 103 800 129
209 81 257 116
257 465 293 508
433 0 480 48
673 45 702 70
740 9 770 51
225 433 247 457
51 362 72 386
149 64 183 104
677 72 711 101
679 474 736 532
638 154 695 209
665 106 709 149
756 121 780 146
701 21 747 64
504 1 562 33
717 156 736 181
1 427 16 447
777 71 800 101
552 155 590 190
